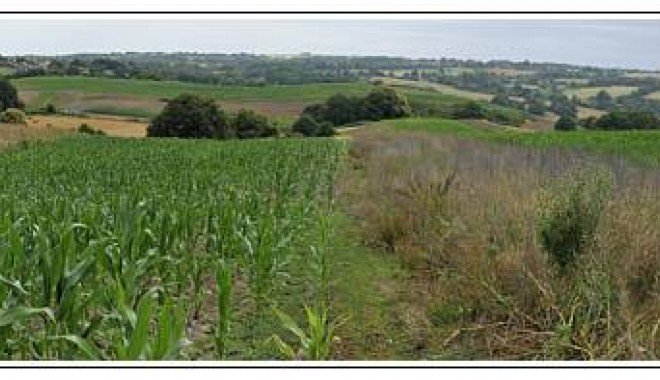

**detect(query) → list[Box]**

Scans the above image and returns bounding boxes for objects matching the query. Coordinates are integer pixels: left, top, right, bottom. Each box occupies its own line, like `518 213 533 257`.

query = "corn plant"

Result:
0 136 344 359
270 305 343 360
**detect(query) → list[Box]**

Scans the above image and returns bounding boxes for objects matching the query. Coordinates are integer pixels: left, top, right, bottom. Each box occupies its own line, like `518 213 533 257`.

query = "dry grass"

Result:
577 106 607 119
624 72 660 79
564 86 638 101
0 122 68 150
27 115 148 138
371 77 493 101
643 92 660 101
338 127 660 359
520 113 560 131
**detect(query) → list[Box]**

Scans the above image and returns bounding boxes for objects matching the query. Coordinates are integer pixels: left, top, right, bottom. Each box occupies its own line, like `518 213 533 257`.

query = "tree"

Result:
527 98 546 116
593 110 660 130
232 109 277 139
147 93 229 139
592 90 614 110
323 94 362 126
579 116 598 130
554 115 577 131
291 115 335 137
0 79 22 112
549 94 577 118
454 100 484 119
491 93 513 107
361 88 411 120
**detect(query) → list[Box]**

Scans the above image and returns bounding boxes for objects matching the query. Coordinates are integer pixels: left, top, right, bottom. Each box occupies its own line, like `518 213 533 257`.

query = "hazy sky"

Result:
2 19 660 70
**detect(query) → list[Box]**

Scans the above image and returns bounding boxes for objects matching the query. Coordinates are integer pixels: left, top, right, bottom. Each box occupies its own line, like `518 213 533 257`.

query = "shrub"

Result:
77 123 106 136
361 87 412 121
232 109 277 139
43 103 57 114
300 88 411 128
453 101 485 119
554 115 577 131
0 79 22 111
538 171 611 271
0 108 26 124
292 115 335 137
591 110 660 130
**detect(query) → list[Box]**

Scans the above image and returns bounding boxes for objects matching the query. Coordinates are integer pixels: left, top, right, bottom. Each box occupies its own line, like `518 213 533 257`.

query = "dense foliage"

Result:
147 94 230 139
0 79 22 111
554 115 578 131
232 109 278 139
291 115 335 137
147 94 278 139
0 136 344 359
581 110 660 130
293 88 411 136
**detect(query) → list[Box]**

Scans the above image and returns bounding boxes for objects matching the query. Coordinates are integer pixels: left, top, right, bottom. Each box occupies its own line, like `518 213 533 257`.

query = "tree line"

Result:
555 110 660 131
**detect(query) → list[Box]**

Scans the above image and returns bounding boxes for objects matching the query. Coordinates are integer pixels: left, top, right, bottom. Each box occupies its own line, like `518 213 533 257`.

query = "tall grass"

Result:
340 128 660 359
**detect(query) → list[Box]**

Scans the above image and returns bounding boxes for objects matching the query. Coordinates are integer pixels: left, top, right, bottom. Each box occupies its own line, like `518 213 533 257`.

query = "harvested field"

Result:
563 85 637 100
519 113 559 131
27 115 148 137
372 77 493 101
643 91 660 101
577 106 607 119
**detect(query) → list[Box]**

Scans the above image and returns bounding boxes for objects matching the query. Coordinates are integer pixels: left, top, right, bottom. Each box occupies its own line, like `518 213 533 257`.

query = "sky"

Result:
2 19 660 70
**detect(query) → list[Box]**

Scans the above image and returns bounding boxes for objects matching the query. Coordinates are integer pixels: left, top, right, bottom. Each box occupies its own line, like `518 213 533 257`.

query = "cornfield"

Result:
0 136 344 360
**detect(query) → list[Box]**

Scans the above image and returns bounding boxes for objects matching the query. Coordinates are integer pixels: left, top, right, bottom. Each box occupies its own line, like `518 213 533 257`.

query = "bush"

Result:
0 79 22 111
300 88 411 128
291 115 335 137
591 110 660 130
43 103 57 114
232 109 277 139
0 108 26 124
361 88 412 121
77 123 106 136
538 171 611 271
147 93 230 139
453 101 485 119
554 116 577 131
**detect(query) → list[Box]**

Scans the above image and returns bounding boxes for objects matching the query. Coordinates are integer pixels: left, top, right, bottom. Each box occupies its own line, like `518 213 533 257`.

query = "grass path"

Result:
329 214 411 359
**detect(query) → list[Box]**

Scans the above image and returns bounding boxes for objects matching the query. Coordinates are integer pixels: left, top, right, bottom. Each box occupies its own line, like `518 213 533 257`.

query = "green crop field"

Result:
13 76 375 103
381 117 660 167
13 76 510 121
0 136 346 360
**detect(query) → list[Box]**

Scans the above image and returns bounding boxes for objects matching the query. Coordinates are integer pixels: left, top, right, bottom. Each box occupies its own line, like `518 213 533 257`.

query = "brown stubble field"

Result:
336 126 660 359
27 115 148 137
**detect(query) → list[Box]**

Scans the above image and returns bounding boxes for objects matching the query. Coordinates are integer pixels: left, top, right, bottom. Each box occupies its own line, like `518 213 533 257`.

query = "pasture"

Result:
14 76 514 123
13 76 374 118
378 117 660 166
